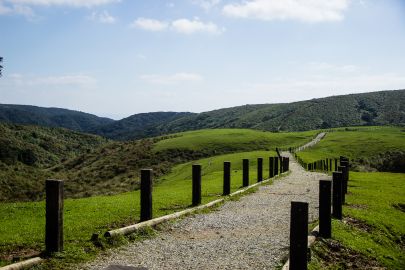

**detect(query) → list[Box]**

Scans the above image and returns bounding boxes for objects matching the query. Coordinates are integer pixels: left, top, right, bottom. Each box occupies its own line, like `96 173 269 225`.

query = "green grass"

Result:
297 126 405 163
154 128 318 153
309 172 405 269
0 150 278 268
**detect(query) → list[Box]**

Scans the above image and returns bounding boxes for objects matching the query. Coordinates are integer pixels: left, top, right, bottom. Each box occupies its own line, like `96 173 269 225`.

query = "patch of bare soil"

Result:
393 203 405 213
0 246 41 263
346 204 368 210
311 238 385 269
343 217 374 233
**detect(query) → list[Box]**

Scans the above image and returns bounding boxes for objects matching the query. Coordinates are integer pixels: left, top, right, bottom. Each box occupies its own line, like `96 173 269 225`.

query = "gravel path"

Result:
81 151 330 270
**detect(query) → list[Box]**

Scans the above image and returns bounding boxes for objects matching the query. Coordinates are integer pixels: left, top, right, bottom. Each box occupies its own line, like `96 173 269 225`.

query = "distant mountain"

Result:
0 104 114 133
156 89 405 134
90 111 194 140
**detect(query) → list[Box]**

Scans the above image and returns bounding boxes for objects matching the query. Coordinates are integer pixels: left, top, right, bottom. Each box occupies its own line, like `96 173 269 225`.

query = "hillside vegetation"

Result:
296 126 405 172
0 104 114 133
1 90 404 140
158 90 405 134
0 127 316 201
0 123 109 201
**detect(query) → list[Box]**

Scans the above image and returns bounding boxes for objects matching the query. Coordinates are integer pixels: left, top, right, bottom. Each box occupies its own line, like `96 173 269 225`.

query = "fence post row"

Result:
257 158 263 182
46 179 64 253
140 169 153 222
243 159 249 187
223 161 231 195
289 201 309 270
269 157 274 178
332 171 343 220
319 180 332 238
192 164 202 206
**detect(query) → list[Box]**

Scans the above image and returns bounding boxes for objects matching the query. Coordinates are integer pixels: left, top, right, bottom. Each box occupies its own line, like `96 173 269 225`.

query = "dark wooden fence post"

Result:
338 165 347 204
257 158 263 182
192 164 201 206
335 159 338 171
340 161 349 194
319 180 332 238
140 169 153 221
329 159 332 172
243 159 249 187
269 157 274 178
289 201 309 270
280 157 284 174
332 171 343 220
223 161 231 195
46 179 64 253
274 157 279 176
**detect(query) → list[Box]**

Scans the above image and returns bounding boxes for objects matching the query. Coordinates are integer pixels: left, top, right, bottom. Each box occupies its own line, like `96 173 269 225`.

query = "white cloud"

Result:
140 73 204 85
4 73 97 88
131 17 224 35
223 0 350 23
5 0 119 7
192 0 221 10
0 1 35 18
172 18 224 34
131 17 169 31
88 10 115 24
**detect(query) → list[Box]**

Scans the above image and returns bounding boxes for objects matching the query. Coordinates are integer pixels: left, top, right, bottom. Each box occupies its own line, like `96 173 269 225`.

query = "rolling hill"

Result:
0 104 114 133
1 90 404 140
0 126 317 201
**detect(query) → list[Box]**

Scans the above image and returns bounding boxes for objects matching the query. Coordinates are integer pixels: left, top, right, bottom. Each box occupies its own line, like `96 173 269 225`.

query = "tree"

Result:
0 57 3 77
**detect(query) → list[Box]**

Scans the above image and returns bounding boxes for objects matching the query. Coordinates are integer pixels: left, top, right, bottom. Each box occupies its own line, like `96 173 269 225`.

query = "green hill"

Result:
0 123 109 201
0 104 114 133
296 126 405 172
0 127 316 202
1 90 404 141
157 89 405 134
89 111 193 141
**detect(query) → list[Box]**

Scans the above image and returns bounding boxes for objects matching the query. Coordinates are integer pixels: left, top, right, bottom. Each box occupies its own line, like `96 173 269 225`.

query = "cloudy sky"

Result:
0 0 404 119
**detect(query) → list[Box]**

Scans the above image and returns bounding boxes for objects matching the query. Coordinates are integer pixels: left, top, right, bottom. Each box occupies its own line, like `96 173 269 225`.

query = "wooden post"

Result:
269 157 274 178
329 159 332 172
192 164 201 206
46 179 64 253
338 165 347 204
335 159 338 171
289 201 309 270
274 157 279 175
340 161 349 194
243 159 249 187
280 157 284 174
257 158 263 182
140 169 153 221
319 180 332 238
332 171 343 220
223 161 231 195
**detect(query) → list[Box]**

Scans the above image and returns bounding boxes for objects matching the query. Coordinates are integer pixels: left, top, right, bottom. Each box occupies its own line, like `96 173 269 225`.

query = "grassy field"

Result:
154 128 318 153
309 172 405 269
296 126 405 171
0 150 279 268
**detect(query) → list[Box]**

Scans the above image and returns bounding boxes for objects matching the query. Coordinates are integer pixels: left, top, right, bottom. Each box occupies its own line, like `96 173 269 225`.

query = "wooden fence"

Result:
43 156 290 254
287 156 350 270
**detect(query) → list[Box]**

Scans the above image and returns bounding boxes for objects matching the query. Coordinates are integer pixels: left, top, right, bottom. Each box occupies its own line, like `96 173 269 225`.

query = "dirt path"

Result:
81 151 330 270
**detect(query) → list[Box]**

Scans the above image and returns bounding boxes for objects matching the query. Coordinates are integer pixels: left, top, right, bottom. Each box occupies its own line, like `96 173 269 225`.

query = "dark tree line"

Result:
0 57 3 77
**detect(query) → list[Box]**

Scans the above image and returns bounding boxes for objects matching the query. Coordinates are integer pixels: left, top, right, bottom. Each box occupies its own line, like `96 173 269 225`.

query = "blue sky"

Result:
0 0 404 119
